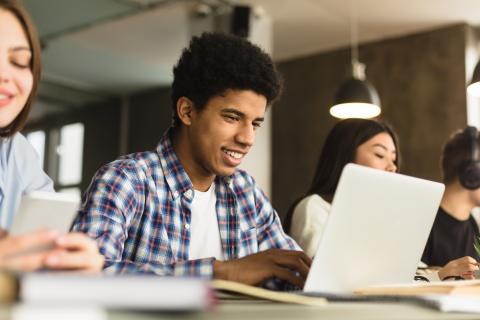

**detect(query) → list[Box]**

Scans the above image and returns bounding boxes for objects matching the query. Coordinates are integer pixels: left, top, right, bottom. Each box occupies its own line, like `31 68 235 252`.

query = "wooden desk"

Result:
3 300 480 320
111 300 480 320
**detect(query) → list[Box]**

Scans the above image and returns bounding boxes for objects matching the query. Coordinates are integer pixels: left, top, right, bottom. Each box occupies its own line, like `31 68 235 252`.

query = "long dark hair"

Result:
283 118 400 233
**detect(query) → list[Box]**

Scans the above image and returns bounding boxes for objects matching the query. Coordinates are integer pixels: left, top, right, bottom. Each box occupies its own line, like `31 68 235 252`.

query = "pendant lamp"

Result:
330 2 381 119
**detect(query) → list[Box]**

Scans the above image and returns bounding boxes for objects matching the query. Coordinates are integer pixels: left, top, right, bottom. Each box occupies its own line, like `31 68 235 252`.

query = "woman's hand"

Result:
0 230 104 273
438 256 479 280
43 232 104 273
0 229 58 272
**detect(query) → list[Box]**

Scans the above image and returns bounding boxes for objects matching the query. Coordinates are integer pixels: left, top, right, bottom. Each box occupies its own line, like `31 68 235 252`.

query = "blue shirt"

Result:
0 133 54 228
73 128 300 281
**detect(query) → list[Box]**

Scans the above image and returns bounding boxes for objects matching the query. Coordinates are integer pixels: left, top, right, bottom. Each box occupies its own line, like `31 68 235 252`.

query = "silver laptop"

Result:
304 163 444 294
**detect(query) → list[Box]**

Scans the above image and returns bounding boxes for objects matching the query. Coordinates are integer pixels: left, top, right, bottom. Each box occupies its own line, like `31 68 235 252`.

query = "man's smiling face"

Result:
186 89 267 179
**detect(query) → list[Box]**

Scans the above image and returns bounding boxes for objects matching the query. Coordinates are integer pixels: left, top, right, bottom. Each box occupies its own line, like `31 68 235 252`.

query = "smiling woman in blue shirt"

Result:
73 32 311 290
0 0 103 272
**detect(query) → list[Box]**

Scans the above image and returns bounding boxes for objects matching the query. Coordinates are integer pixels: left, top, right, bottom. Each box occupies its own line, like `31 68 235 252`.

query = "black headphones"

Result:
458 126 480 190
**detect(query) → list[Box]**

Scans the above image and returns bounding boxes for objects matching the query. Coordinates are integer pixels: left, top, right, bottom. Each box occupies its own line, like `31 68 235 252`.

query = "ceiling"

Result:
21 0 480 103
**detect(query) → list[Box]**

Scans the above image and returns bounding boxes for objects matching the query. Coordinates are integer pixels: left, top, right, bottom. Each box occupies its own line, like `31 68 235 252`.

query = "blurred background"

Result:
21 0 480 219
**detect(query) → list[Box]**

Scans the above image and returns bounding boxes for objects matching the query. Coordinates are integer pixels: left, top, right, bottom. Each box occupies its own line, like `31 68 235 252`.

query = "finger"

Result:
462 273 476 280
0 230 58 257
279 250 313 267
293 251 312 268
272 254 310 280
271 266 305 288
462 271 475 276
55 233 97 253
280 257 310 279
0 250 51 272
463 256 478 264
44 250 103 272
461 263 479 272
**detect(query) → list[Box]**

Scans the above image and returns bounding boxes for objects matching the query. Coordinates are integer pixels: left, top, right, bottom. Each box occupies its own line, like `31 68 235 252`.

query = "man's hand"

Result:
0 229 58 272
438 256 479 280
214 249 311 288
43 232 104 273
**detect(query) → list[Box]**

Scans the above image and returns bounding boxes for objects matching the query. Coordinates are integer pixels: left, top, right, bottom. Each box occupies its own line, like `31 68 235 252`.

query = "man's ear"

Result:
176 97 195 126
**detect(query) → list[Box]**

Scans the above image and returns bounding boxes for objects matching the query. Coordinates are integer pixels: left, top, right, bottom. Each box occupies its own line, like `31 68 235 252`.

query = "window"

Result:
25 122 85 196
57 123 84 189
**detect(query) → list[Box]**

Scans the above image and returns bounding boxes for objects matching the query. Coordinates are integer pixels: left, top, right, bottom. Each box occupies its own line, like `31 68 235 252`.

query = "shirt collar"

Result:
157 128 193 199
156 128 233 199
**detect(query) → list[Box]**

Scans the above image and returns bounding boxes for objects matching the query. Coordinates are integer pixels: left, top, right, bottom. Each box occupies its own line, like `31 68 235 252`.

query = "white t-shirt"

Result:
289 194 331 258
188 184 224 260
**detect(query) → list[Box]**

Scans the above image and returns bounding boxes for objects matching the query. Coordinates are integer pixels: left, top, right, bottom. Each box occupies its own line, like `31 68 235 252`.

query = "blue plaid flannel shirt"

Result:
72 128 300 281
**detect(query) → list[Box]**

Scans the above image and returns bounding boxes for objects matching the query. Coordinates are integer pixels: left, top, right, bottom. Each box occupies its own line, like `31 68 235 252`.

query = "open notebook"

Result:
355 279 480 296
213 279 480 313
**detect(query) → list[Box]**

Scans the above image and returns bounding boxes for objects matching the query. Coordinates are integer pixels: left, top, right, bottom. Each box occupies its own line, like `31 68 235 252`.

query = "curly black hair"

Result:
171 32 282 127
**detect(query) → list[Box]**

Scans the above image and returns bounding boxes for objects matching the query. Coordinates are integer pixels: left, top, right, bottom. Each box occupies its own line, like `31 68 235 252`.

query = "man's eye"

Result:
375 153 384 159
253 122 262 129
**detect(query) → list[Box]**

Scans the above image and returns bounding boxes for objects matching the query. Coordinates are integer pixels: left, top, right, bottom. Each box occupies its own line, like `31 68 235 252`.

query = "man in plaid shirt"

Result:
73 32 311 289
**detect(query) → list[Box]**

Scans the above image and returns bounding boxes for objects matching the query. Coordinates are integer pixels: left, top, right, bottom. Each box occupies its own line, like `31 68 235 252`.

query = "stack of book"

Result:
0 272 213 311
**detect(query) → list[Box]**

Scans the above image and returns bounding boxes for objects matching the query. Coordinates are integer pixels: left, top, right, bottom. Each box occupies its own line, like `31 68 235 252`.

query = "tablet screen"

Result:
10 191 80 235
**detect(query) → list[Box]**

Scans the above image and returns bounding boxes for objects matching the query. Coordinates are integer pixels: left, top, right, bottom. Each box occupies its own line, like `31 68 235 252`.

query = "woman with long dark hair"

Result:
284 119 400 257
0 0 103 272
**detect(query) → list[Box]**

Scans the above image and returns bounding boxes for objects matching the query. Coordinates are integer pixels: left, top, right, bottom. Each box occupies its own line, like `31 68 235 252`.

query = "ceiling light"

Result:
330 2 381 119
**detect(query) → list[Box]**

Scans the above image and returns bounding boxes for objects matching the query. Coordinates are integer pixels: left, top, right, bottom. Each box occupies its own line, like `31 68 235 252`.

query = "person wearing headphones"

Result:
421 126 480 280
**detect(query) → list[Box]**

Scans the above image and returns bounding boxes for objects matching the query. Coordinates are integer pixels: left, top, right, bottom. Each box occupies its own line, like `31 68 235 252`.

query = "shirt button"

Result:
184 223 190 230
185 190 193 198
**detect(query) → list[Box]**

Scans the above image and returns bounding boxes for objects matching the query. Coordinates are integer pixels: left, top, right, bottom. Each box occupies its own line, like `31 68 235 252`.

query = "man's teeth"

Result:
0 94 9 100
224 150 242 159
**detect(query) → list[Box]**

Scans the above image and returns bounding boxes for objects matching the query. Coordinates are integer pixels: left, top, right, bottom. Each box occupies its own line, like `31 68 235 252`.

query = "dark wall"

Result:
127 87 172 153
81 88 172 189
82 102 122 190
273 24 468 220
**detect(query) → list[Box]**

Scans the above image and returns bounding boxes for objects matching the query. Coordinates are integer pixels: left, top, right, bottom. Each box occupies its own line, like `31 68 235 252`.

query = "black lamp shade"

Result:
334 78 381 106
330 78 381 119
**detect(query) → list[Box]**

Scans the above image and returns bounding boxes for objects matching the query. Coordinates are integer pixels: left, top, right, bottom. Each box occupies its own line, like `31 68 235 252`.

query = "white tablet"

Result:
10 191 80 235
